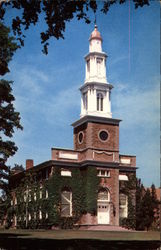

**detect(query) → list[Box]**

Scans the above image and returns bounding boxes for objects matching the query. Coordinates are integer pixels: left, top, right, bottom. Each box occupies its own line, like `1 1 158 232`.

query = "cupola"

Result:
89 24 102 41
89 25 103 53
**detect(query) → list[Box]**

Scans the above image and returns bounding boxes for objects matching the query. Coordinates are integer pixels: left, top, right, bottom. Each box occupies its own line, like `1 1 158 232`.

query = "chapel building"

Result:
9 25 136 229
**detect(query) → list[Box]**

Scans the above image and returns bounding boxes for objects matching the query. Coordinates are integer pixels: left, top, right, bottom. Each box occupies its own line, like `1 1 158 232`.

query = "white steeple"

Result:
80 25 113 118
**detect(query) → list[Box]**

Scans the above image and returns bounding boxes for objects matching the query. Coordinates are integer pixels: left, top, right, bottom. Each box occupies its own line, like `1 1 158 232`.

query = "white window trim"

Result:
119 175 128 181
34 192 37 201
97 169 110 178
98 190 110 202
28 213 31 221
119 194 128 218
61 170 72 177
39 210 42 220
34 212 36 220
46 189 48 199
61 191 72 217
14 197 17 205
40 190 42 199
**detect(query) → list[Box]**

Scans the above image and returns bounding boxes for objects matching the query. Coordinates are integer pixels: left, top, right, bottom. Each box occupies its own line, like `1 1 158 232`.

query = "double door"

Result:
97 202 110 224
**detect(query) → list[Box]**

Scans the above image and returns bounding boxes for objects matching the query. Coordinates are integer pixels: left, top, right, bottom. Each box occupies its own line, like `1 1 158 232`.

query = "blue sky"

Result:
5 1 160 187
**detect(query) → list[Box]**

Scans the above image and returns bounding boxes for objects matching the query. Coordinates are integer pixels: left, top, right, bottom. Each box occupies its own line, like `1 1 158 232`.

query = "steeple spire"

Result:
80 26 113 119
94 12 97 26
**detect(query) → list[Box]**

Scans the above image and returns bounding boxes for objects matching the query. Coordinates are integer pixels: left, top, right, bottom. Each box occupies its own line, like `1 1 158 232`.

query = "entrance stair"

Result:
78 225 133 231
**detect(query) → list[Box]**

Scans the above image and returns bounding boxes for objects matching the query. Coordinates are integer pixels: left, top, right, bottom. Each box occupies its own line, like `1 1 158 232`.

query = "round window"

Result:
99 130 108 141
78 132 84 144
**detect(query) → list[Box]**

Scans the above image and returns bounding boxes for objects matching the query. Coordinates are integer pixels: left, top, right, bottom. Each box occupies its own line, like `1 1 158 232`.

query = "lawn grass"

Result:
0 229 160 250
0 229 160 241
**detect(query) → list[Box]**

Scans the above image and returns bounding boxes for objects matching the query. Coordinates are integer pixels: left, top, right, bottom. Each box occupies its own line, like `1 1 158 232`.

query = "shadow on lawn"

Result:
0 238 160 250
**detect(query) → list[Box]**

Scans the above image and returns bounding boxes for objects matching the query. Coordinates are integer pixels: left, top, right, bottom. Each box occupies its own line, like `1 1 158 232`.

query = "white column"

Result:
80 95 84 116
88 88 91 112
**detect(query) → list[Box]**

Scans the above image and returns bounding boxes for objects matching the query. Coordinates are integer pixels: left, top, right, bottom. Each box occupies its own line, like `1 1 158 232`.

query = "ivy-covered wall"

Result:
9 166 100 229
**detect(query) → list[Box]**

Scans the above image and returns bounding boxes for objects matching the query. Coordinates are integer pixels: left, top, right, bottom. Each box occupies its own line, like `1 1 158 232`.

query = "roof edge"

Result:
71 115 122 128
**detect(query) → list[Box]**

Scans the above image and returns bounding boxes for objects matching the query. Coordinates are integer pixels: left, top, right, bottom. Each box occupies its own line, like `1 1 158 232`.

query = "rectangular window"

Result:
34 192 37 201
61 170 72 177
40 190 42 199
28 213 31 221
119 194 128 218
34 212 36 220
39 210 42 220
97 170 110 177
61 191 72 217
14 197 17 205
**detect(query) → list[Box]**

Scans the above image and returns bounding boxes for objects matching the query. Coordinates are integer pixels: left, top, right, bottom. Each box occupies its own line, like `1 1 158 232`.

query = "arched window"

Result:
61 189 72 217
97 93 103 111
98 188 110 202
119 193 128 218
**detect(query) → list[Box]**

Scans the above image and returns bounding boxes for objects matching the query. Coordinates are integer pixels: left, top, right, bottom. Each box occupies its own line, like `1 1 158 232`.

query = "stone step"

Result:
78 225 133 231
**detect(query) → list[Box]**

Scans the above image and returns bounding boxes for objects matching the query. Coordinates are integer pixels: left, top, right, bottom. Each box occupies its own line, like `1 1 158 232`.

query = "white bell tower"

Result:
80 25 113 118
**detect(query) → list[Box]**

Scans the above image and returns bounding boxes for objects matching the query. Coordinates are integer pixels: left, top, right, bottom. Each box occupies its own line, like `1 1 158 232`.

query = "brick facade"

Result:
74 121 119 153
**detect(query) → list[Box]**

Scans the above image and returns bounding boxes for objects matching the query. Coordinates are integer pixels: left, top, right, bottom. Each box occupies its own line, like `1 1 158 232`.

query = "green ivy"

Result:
119 174 136 229
83 166 100 215
9 166 100 229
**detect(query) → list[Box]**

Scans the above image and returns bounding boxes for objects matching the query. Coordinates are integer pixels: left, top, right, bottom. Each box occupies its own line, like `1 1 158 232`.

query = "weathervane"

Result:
94 13 97 27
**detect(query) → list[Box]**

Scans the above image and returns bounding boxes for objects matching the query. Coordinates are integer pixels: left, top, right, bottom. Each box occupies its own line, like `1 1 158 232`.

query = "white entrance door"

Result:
97 202 110 224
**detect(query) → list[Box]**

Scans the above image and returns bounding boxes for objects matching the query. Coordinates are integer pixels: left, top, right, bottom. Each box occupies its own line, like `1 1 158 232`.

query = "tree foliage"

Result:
136 180 159 231
0 23 22 193
120 176 160 231
0 0 150 55
0 23 19 75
